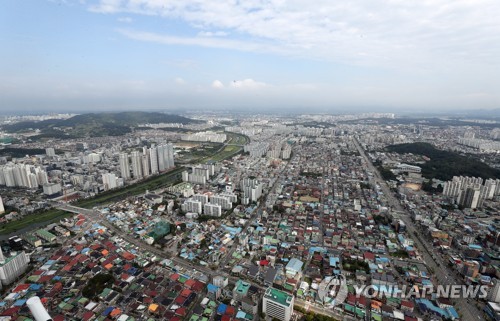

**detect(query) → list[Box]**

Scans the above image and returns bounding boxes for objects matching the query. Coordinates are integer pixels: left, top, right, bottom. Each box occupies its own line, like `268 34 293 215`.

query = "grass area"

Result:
76 167 185 208
0 208 73 235
202 145 243 163
226 132 250 145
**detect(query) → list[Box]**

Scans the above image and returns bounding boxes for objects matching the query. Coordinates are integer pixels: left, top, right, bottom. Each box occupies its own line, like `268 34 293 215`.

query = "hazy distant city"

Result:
0 110 499 321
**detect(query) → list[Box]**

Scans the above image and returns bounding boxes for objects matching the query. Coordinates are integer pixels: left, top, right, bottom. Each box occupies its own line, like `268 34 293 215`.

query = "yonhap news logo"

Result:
352 284 489 300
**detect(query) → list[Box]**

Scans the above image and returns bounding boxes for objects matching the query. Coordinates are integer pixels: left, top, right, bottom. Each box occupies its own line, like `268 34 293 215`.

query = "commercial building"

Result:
262 287 294 321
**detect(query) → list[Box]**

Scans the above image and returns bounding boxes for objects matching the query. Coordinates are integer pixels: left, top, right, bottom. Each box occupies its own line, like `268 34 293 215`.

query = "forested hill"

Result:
386 142 500 181
1 112 203 138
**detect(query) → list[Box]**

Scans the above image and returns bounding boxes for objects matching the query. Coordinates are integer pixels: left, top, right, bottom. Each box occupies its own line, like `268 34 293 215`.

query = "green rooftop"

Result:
235 279 250 295
264 287 293 307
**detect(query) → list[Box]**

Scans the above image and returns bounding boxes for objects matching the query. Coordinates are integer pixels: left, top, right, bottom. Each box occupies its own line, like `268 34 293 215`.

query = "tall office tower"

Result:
262 287 294 321
149 145 159 174
142 154 150 177
130 151 143 179
45 147 56 157
119 153 130 179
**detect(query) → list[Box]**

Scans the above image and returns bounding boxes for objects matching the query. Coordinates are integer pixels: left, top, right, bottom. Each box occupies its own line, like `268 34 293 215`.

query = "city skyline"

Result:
1 0 500 112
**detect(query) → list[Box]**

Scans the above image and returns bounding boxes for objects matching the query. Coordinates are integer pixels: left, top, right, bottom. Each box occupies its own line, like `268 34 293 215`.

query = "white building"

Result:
184 200 203 214
102 173 118 191
262 287 294 321
204 203 222 217
45 147 56 157
193 194 209 205
210 195 232 210
130 151 143 179
0 248 30 286
149 145 159 174
43 183 62 196
119 153 130 179
241 177 263 203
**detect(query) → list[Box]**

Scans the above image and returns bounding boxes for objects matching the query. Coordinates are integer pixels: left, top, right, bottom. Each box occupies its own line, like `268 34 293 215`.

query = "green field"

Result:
226 132 250 145
0 209 73 235
76 167 185 209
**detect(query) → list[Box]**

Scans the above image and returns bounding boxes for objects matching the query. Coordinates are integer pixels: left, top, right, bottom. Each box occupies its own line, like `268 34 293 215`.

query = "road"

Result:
219 157 292 269
352 137 484 321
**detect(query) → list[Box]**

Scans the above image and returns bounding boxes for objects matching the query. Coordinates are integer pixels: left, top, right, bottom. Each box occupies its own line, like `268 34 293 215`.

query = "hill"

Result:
1 112 202 138
386 142 500 181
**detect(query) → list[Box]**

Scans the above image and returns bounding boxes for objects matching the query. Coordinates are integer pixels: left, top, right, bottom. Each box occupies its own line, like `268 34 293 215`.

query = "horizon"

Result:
1 0 500 112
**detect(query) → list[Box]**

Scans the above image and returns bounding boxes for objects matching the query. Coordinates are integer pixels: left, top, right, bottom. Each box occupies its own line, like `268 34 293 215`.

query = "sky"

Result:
1 0 500 113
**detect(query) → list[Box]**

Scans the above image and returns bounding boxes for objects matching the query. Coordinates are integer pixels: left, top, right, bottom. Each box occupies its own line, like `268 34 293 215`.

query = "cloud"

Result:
88 0 500 67
174 77 186 85
197 31 229 37
117 17 133 23
230 79 267 89
212 80 224 89
116 29 286 55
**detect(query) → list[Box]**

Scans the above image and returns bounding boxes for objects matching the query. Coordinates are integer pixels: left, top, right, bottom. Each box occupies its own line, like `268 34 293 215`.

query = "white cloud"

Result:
230 79 267 89
197 31 229 37
117 17 133 23
212 80 224 89
175 77 186 85
116 29 286 55
89 0 500 67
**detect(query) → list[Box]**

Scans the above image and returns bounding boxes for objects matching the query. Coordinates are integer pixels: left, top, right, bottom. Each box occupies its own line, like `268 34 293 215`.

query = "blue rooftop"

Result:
217 303 227 315
207 284 219 293
286 258 303 272
329 257 340 266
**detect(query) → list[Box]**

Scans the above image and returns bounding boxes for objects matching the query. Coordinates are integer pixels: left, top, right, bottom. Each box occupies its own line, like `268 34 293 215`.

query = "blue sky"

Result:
1 0 499 113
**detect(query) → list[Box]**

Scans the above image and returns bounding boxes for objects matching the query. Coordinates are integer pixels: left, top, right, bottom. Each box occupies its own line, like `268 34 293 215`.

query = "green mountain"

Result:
1 112 202 138
386 142 500 181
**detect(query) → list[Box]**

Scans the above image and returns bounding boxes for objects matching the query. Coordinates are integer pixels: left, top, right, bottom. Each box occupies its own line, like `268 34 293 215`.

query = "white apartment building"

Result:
0 248 30 286
204 203 222 217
